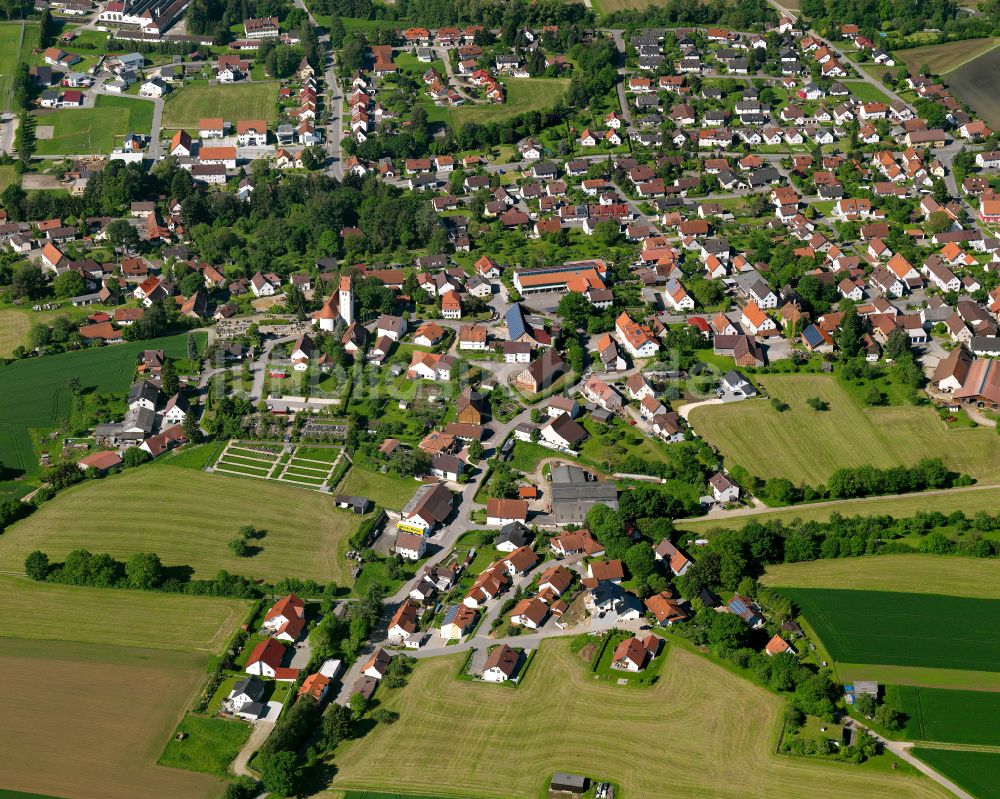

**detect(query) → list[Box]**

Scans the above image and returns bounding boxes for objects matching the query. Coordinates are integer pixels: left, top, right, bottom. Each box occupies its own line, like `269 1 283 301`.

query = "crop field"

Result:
0 466 362 584
161 82 280 130
944 44 1000 129
894 38 1000 77
322 641 950 799
678 485 1000 535
779 588 1000 674
762 555 1000 600
0 638 224 799
0 332 194 478
687 375 1000 485
212 440 343 490
0 575 248 652
886 685 1000 746
0 22 39 113
336 464 418 511
425 78 569 129
34 95 155 155
911 749 1000 799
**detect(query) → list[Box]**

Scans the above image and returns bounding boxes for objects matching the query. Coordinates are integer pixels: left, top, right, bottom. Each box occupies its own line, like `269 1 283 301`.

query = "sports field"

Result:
779 588 1000 673
323 642 949 799
0 574 249 652
0 638 224 799
0 22 39 113
762 555 1000 600
887 685 1000 746
426 78 569 129
0 465 361 583
160 82 280 130
336 464 417 511
687 374 1000 485
33 95 155 155
911 749 1000 799
678 484 1000 534
944 44 1000 129
0 332 194 478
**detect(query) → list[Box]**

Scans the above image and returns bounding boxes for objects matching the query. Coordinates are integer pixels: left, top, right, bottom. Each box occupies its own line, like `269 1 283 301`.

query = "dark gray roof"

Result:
497 521 531 548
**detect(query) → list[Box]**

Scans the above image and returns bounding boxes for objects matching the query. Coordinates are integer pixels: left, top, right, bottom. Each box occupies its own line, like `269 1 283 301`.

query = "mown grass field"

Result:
336 464 417 511
0 307 34 357
911 749 1000 799
0 22 39 113
0 575 249 652
687 374 1000 485
887 685 1000 746
894 37 1000 76
0 332 193 478
944 44 1000 129
34 95 155 155
425 78 569 129
779 588 1000 674
762 555 1000 600
842 80 892 104
678 485 1000 535
0 466 362 583
322 641 950 799
0 165 18 194
0 638 224 799
161 82 280 130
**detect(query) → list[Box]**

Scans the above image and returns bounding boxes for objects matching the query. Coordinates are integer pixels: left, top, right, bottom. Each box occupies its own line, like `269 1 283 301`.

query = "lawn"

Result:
892 37 1000 76
0 331 194 479
0 638 224 799
157 714 251 776
322 641 949 799
842 81 892 104
427 78 569 129
910 749 1000 799
886 685 1000 746
0 575 249 652
0 465 363 584
778 588 1000 674
0 22 39 113
761 555 1000 600
336 464 418 511
33 95 155 155
161 82 280 130
942 44 1000 129
0 307 35 357
687 374 1000 485
677 485 1000 535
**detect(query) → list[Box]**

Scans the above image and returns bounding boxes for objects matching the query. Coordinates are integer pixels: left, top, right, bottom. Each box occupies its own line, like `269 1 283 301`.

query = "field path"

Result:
230 720 273 779
676 481 1000 526
847 718 976 799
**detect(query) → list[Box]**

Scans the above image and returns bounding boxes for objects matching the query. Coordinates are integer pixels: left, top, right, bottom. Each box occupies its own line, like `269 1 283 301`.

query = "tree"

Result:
707 612 749 652
229 537 251 557
806 397 829 411
874 702 903 731
927 210 952 234
349 691 368 717
160 359 179 396
468 439 485 460
122 447 151 468
258 750 301 796
556 291 593 330
38 8 55 45
855 693 877 718
187 332 198 363
321 703 353 749
372 707 399 724
52 269 85 298
106 218 140 251
836 306 863 358
329 13 346 47
124 552 163 589
24 550 49 581
11 263 46 299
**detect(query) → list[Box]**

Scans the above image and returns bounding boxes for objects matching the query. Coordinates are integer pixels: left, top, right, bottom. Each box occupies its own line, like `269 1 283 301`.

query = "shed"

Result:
551 773 589 794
